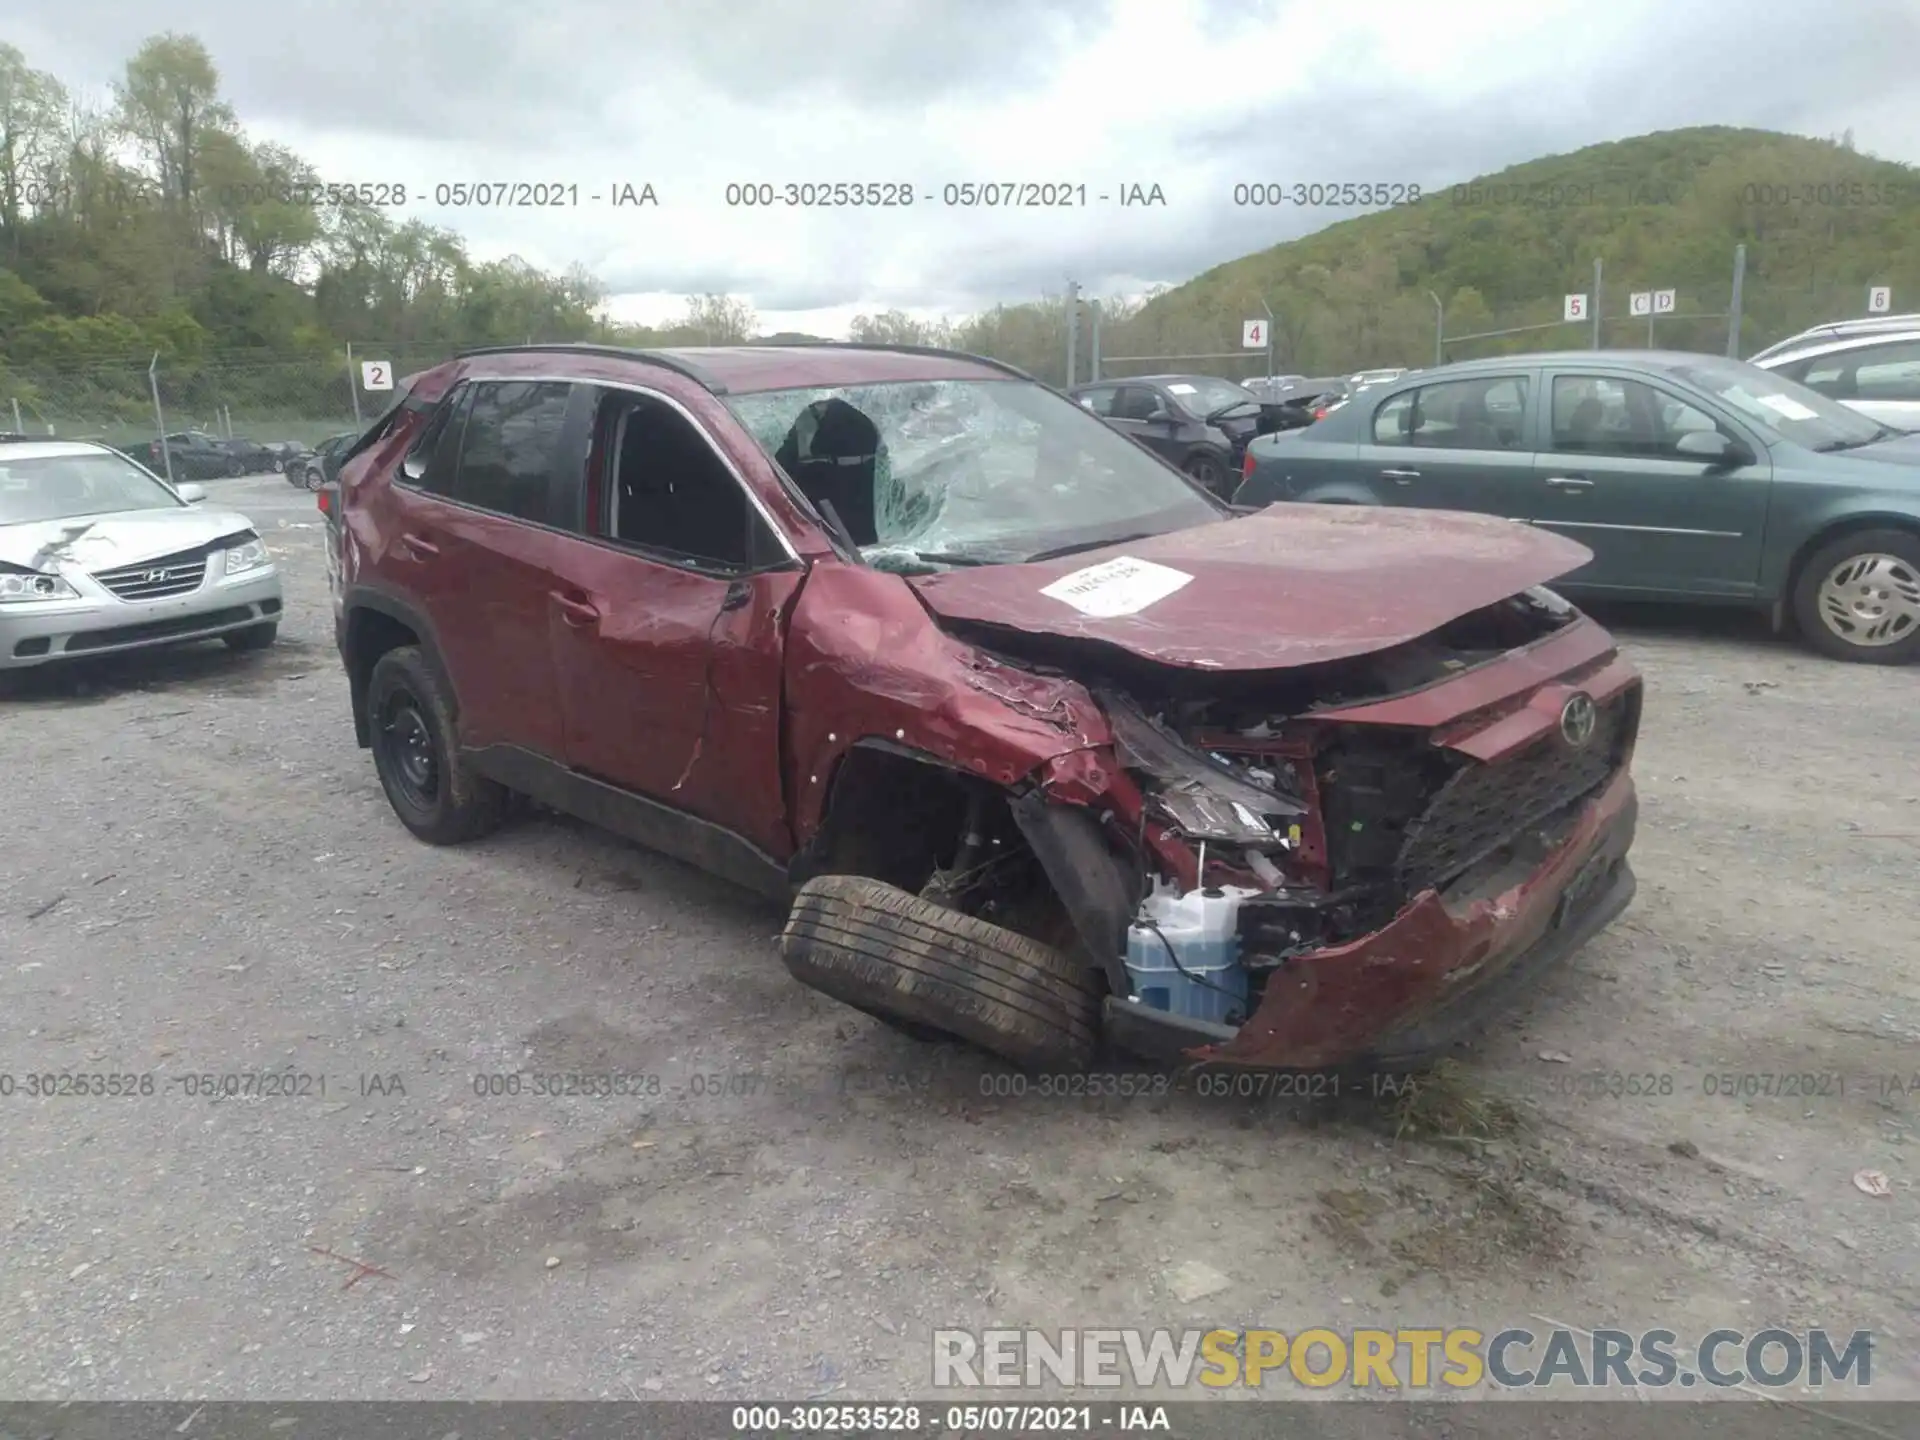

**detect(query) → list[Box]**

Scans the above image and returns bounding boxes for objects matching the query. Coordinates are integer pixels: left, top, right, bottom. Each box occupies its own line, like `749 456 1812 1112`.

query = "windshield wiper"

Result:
1812 437 1881 452
1022 531 1159 564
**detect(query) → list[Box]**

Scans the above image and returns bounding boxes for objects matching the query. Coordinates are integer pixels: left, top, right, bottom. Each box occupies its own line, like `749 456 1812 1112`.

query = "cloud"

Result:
7 0 1915 334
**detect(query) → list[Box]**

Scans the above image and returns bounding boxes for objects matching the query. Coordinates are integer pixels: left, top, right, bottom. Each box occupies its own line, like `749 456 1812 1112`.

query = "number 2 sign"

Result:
360 360 394 391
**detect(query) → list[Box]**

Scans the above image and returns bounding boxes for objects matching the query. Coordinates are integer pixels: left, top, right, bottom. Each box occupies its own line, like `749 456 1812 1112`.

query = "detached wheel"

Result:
1184 452 1228 496
366 645 506 844
223 621 277 652
1792 528 1920 664
781 873 1100 1071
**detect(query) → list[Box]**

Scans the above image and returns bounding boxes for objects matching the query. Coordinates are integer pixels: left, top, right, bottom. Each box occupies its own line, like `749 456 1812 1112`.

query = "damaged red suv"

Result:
332 344 1639 1072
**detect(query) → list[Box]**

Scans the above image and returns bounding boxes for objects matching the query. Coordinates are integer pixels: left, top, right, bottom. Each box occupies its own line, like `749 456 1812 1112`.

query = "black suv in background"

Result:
1067 374 1290 496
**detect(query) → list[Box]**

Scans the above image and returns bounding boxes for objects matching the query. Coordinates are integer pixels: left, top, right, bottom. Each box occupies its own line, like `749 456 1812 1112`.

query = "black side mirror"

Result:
399 453 428 483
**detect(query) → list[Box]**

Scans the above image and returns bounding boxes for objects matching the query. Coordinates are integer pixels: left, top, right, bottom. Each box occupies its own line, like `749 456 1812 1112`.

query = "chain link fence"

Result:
0 346 456 451
3 266 1913 447
1076 268 1919 385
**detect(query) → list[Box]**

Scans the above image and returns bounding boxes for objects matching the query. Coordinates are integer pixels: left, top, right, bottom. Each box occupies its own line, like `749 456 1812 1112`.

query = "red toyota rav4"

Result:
332 344 1640 1072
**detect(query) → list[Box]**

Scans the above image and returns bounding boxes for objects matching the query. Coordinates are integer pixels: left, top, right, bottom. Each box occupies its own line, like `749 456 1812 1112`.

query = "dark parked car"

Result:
1068 374 1294 496
288 432 358 489
1234 350 1920 663
145 430 271 479
330 342 1640 1074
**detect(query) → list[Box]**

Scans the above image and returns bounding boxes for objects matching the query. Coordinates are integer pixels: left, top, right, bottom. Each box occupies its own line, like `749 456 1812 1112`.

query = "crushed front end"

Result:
1077 591 1642 1070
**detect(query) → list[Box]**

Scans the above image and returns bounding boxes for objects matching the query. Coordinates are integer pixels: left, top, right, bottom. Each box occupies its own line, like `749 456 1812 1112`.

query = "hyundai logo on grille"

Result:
145 569 168 583
1560 692 1598 748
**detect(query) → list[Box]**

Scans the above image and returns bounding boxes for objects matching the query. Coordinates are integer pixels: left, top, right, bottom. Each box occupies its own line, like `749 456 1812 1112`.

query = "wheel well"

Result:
793 744 1090 966
343 607 421 747
1782 515 1920 617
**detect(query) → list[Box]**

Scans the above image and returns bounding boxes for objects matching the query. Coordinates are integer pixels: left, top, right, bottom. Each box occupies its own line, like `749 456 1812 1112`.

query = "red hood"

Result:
905 504 1593 671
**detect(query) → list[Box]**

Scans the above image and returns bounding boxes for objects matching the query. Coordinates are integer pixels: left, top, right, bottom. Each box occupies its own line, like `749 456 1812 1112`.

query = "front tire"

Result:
1184 452 1229 497
781 873 1100 1071
366 645 507 844
223 621 277 652
1791 528 1920 664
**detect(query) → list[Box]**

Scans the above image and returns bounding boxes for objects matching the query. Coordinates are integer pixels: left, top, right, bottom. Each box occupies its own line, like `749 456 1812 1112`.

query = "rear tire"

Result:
226 458 244 477
1790 527 1920 665
366 645 507 844
223 621 277 652
781 873 1100 1071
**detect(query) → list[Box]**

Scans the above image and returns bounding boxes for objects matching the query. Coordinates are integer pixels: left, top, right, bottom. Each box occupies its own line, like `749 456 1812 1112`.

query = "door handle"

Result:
399 532 439 557
1544 475 1593 490
1380 468 1420 483
551 592 599 627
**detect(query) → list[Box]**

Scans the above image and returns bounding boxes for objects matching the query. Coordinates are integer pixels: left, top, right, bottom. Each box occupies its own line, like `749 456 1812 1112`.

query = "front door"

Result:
546 385 800 859
1351 373 1537 515
1521 370 1772 596
1106 384 1184 464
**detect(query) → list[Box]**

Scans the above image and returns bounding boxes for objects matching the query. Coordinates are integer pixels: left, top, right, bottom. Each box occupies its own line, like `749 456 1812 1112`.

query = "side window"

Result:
1793 355 1855 396
1381 377 1530 449
1372 391 1414 444
1553 375 1724 458
1076 386 1119 416
1851 340 1920 402
449 381 573 523
1110 386 1161 421
403 383 473 496
602 394 784 570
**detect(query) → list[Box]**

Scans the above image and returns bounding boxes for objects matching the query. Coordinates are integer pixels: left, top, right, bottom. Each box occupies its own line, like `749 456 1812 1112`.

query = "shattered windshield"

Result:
725 378 1224 571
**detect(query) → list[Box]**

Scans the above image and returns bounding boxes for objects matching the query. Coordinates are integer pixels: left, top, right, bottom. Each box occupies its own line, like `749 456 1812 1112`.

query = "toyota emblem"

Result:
1559 692 1598 748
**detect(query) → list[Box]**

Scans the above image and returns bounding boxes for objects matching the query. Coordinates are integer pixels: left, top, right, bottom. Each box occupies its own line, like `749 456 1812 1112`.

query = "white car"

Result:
1751 326 1920 432
1348 367 1408 388
0 440 282 669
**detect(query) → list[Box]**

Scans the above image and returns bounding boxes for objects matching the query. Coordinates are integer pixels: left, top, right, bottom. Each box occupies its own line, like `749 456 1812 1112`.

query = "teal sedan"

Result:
1232 351 1920 663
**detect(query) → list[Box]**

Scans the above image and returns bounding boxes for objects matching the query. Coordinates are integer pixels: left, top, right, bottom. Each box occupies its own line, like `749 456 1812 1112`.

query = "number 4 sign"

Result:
360 360 394 390
1563 294 1588 321
1242 319 1266 348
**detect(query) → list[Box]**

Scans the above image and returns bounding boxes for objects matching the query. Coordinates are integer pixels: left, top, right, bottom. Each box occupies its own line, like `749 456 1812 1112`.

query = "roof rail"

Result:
776 340 1042 385
453 343 729 394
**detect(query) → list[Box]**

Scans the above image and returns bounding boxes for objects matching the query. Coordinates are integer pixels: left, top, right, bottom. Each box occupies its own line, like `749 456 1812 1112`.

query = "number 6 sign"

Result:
360 360 394 390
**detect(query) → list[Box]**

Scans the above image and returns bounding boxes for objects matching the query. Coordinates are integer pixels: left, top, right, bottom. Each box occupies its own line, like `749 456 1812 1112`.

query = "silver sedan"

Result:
0 440 283 669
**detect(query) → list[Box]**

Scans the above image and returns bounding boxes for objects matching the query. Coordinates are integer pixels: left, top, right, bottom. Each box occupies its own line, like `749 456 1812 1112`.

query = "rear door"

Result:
1352 372 1538 515
382 378 581 756
1519 369 1772 595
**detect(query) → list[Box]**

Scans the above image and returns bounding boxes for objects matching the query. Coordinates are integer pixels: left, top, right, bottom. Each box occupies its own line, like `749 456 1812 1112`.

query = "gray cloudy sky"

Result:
11 0 1919 334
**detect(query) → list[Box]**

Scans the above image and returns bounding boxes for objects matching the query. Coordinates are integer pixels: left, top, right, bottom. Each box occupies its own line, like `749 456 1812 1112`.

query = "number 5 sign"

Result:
360 360 394 391
1563 294 1588 321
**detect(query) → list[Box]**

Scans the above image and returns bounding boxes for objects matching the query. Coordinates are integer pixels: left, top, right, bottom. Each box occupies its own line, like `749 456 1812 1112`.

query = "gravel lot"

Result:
3 473 1918 1402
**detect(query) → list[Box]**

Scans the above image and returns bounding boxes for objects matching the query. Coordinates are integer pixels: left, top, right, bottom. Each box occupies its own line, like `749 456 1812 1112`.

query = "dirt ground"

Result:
2 473 1917 1404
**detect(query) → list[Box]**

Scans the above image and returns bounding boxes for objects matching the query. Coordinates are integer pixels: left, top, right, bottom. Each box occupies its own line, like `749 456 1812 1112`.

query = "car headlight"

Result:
224 538 270 574
0 568 80 603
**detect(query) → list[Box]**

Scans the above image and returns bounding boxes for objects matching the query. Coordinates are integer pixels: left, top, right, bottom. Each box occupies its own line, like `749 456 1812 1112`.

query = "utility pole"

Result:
1425 290 1444 366
1260 297 1275 382
346 341 362 426
1089 300 1102 382
1592 258 1604 349
1726 244 1747 358
1064 280 1081 388
147 352 174 485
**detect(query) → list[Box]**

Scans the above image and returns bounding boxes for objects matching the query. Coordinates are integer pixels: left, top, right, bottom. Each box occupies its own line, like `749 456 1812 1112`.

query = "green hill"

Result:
1107 126 1920 377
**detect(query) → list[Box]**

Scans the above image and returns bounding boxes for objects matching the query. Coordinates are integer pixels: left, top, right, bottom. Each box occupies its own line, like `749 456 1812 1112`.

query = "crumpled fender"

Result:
784 563 1112 840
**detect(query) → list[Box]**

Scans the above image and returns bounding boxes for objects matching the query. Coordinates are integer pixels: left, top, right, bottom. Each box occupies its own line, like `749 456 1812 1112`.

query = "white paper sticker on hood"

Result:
1039 555 1194 617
